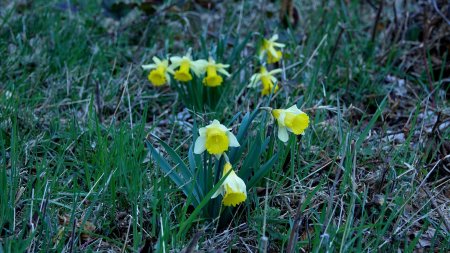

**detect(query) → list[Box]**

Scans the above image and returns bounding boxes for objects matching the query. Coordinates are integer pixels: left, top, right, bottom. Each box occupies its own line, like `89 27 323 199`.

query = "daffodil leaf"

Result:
145 140 200 206
228 32 254 65
239 137 263 181
247 153 279 188
150 135 193 180
226 111 242 126
229 110 260 163
188 145 196 177
177 169 232 238
188 145 204 198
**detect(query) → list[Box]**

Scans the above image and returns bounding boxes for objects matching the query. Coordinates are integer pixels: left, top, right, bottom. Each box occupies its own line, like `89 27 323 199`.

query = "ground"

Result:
0 0 449 252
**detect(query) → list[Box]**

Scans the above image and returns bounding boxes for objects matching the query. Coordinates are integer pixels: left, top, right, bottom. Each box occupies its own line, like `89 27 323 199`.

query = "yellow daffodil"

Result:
142 57 174 86
260 34 285 64
194 120 240 157
170 51 206 82
200 57 230 87
249 67 282 96
211 162 247 207
272 105 309 142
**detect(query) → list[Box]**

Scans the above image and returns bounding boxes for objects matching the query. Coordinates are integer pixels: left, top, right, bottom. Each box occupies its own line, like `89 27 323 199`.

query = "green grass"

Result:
1 0 449 252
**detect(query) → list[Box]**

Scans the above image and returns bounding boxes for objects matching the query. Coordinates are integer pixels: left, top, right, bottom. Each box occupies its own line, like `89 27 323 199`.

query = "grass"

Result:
1 0 449 252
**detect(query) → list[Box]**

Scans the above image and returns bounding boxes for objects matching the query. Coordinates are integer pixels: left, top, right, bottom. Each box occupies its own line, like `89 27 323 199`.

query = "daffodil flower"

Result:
142 57 174 86
211 162 247 207
200 57 231 87
194 120 240 157
170 51 206 82
272 105 309 142
249 67 282 96
260 34 285 64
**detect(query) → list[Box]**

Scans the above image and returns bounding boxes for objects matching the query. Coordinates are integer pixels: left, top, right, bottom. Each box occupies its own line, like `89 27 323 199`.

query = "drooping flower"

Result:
142 57 174 86
194 120 240 156
200 57 231 87
170 51 206 82
211 162 247 207
260 34 285 64
249 67 282 96
272 105 309 142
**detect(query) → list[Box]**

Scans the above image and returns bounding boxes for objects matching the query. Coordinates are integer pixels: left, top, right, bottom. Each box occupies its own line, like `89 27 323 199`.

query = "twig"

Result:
423 186 450 232
290 35 327 79
124 66 134 136
286 199 304 253
322 135 349 237
236 0 245 35
69 217 77 253
371 0 384 43
326 25 345 75
181 231 204 253
259 181 269 253
421 5 435 97
431 0 450 25
393 154 450 234
94 79 103 123
77 173 104 209
121 215 132 253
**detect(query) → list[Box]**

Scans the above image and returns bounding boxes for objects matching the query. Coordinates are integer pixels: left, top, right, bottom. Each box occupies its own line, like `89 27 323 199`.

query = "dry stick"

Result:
121 215 133 253
421 5 435 98
124 66 134 136
322 136 349 237
286 198 304 253
27 188 36 253
431 0 450 25
423 186 450 232
290 34 328 79
325 25 345 75
239 237 254 252
236 0 245 35
370 0 384 44
94 79 103 123
181 231 204 253
392 154 450 234
112 85 126 121
393 1 398 33
259 181 269 253
69 217 77 253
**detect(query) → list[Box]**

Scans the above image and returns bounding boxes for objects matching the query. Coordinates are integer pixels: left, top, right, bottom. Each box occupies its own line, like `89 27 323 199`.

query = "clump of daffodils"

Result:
272 105 310 142
194 121 246 207
249 67 282 96
194 120 240 157
260 34 285 64
142 52 231 88
170 51 205 82
211 162 247 207
142 57 174 86
201 57 230 87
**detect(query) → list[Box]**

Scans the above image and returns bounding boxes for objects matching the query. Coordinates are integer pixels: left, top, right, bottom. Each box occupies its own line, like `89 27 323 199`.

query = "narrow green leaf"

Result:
151 135 193 182
247 153 278 188
239 137 262 181
145 141 200 206
177 169 232 238
355 97 387 150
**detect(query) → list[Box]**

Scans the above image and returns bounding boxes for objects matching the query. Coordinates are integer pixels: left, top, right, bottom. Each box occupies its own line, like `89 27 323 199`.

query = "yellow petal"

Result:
205 126 229 155
148 66 167 86
174 60 192 82
284 112 309 135
222 185 247 207
267 50 282 64
203 66 223 87
272 109 282 120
